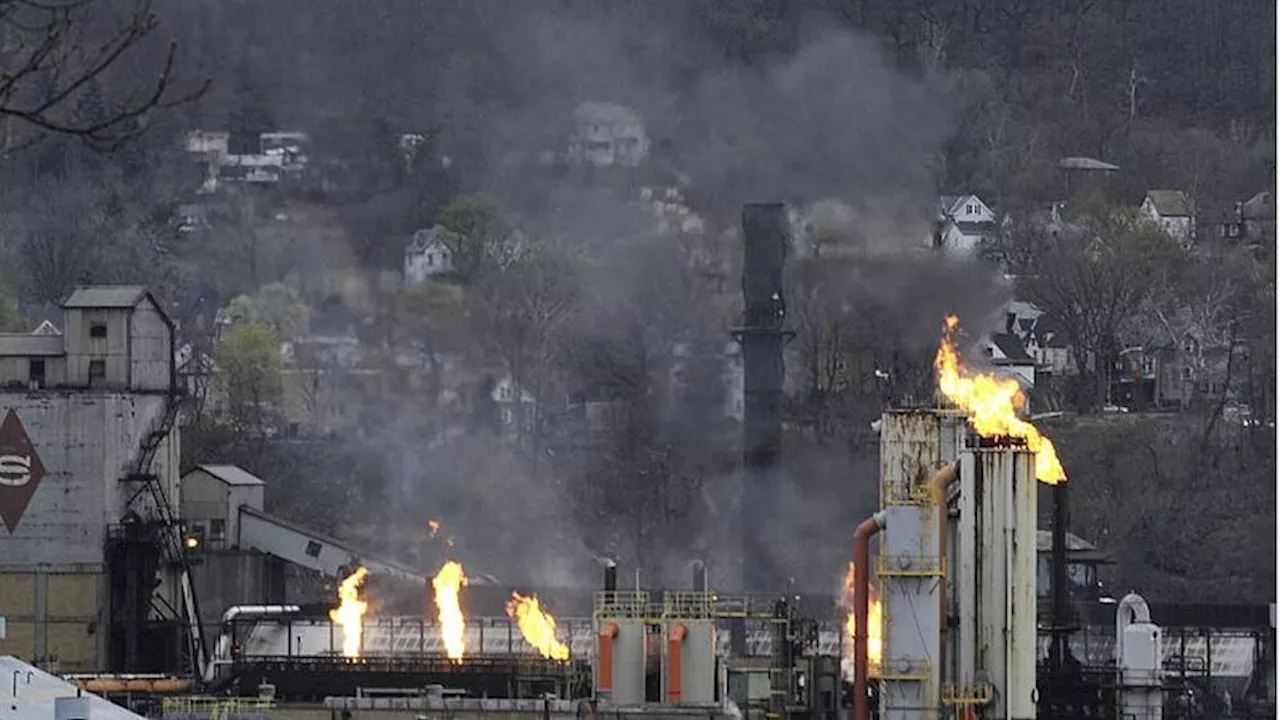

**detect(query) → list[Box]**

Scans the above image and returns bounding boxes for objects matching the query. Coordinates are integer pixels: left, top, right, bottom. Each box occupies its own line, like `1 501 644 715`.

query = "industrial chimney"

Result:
735 203 791 593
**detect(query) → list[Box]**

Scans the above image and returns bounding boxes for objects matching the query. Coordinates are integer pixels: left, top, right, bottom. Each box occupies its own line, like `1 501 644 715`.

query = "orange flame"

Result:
506 592 571 660
842 563 882 677
428 519 441 537
432 560 468 661
329 566 369 658
934 315 1066 483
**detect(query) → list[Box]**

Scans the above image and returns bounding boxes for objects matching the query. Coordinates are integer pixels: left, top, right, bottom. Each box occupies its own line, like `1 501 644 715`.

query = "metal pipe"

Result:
1050 482 1071 672
853 510 888 720
597 622 619 693
929 461 960 691
1115 593 1152 665
667 624 687 704
221 604 301 625
604 561 617 593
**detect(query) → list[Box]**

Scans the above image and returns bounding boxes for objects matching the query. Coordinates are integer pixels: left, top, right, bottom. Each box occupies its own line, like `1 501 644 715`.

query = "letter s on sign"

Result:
0 454 32 486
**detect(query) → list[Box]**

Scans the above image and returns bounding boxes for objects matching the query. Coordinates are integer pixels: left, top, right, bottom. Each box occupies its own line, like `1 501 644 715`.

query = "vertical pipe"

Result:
929 462 959 696
598 623 619 693
667 625 687 704
853 512 887 720
739 202 789 593
1050 482 1070 673
692 560 706 592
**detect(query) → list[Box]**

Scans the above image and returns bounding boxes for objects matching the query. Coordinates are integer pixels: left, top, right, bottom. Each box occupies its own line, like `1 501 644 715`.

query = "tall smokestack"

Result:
736 203 791 593
603 559 618 593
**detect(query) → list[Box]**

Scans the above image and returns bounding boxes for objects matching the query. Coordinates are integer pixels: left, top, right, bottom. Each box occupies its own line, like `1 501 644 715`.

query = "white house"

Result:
403 225 460 286
491 376 537 436
568 101 649 168
985 332 1037 389
934 194 998 256
1140 190 1195 245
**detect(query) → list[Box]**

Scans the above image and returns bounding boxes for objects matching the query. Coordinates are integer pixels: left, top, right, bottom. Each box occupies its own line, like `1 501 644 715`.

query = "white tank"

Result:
1122 623 1163 685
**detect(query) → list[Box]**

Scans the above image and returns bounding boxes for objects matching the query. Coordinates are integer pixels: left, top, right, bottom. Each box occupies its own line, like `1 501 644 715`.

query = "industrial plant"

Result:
0 206 1272 720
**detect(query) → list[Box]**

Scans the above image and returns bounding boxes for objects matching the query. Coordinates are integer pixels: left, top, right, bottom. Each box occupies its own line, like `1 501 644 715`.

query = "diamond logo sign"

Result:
0 409 45 533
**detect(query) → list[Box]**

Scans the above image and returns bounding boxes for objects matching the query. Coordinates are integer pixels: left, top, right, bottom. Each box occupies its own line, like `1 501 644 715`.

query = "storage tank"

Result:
665 618 716 704
955 442 1037 720
594 590 648 705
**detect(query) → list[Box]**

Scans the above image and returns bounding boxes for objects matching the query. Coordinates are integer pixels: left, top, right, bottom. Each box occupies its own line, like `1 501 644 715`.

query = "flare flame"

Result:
506 592 571 661
432 560 468 661
934 315 1067 483
428 519 440 537
842 562 882 679
329 566 369 658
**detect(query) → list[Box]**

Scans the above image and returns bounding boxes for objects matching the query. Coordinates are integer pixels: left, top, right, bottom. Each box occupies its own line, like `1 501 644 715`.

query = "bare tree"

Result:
0 0 206 153
1007 203 1184 412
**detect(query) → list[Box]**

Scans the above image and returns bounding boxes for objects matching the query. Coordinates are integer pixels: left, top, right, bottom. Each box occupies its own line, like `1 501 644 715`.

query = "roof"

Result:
1145 189 1194 217
406 224 461 254
0 656 145 719
573 101 643 128
193 464 265 486
63 285 149 309
1242 191 1273 220
1058 156 1120 171
990 333 1035 363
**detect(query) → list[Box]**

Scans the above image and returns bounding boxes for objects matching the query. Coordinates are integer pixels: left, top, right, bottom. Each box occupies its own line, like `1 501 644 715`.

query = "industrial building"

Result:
0 207 1274 720
0 287 186 673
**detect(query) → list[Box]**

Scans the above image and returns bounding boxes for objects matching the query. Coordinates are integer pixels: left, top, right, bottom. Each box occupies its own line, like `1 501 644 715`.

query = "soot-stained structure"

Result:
734 203 791 593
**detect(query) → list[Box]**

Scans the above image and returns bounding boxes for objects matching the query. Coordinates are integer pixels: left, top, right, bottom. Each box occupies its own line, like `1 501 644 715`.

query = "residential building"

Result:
933 194 998 256
985 332 1037 389
1140 189 1196 246
184 130 229 157
403 225 460 286
491 375 537 438
568 101 649 168
1219 191 1276 248
280 334 376 438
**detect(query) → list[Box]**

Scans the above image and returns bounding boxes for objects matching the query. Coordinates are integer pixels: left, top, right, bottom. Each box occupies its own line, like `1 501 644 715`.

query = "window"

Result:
90 322 107 339
29 360 45 388
426 253 435 267
88 360 106 384
305 540 322 558
209 518 226 541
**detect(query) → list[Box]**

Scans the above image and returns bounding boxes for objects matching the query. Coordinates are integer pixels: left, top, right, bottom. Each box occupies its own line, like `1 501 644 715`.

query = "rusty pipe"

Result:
928 461 960 691
597 622 619 693
667 624 687 704
853 510 887 720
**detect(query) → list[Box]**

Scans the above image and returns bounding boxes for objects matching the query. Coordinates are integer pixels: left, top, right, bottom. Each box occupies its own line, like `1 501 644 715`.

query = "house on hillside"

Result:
985 333 1037 388
1219 191 1276 247
568 102 649 168
1140 190 1196 246
403 225 460 287
933 194 998 256
491 376 537 438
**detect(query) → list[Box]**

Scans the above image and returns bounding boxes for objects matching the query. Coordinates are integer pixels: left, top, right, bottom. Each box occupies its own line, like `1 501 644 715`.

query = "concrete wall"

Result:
0 567 104 671
0 392 179 566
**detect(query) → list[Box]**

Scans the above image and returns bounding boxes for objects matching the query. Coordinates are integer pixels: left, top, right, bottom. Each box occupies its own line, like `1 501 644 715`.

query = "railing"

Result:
592 591 651 619
878 657 931 682
942 682 993 705
876 554 946 577
161 696 275 719
662 591 716 619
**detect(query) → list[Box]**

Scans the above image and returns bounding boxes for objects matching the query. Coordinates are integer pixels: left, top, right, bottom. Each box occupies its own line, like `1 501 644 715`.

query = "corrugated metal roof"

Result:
63 285 148 309
196 464 265 486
